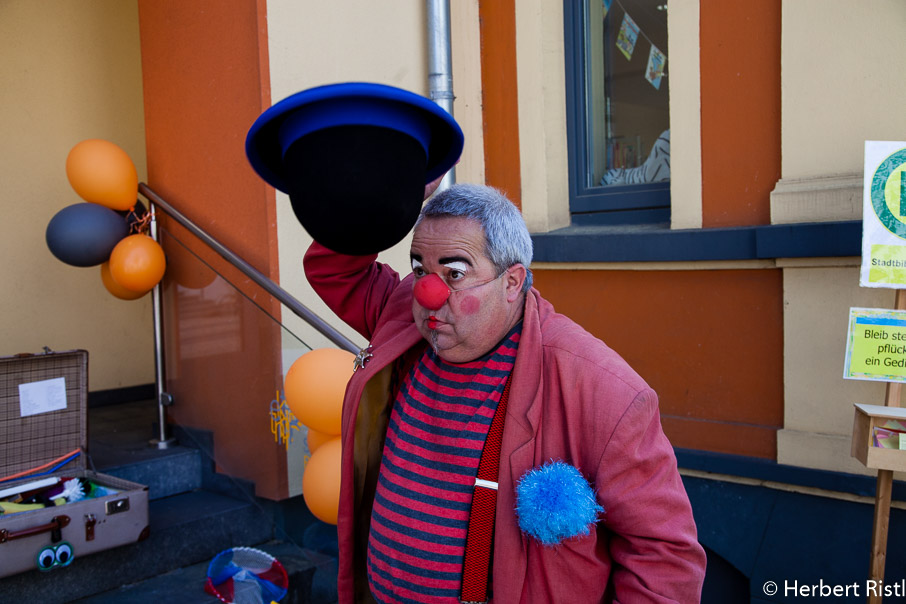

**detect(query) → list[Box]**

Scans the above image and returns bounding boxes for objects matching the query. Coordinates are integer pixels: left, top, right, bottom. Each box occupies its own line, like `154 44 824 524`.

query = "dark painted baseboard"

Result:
676 447 906 501
532 220 861 263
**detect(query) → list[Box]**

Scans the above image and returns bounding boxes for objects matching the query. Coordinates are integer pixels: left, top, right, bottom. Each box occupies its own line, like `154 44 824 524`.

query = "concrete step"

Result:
0 490 275 603
68 400 340 602
94 445 202 501
89 399 203 500
74 541 338 604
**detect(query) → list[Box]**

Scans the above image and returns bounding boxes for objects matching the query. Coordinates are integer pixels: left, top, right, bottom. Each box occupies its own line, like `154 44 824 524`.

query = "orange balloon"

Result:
108 234 166 292
100 261 148 300
66 139 138 211
306 428 334 454
284 348 354 435
302 436 342 525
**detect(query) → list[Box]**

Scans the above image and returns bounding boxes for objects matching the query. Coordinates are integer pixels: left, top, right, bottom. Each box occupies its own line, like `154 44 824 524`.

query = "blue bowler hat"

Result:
246 82 464 255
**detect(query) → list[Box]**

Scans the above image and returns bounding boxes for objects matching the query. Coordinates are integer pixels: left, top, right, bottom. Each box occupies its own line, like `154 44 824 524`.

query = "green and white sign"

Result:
861 141 906 288
844 308 906 382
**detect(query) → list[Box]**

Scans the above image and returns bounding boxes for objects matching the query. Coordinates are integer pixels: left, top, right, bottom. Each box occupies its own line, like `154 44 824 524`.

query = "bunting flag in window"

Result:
646 44 666 89
616 12 640 60
602 0 613 19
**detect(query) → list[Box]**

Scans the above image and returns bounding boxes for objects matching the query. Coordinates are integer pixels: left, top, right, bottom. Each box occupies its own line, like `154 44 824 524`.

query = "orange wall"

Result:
138 0 288 499
700 0 781 227
532 268 784 459
478 0 521 208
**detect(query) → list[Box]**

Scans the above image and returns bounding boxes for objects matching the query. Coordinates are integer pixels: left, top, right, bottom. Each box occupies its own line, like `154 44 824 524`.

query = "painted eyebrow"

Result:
442 261 470 273
409 253 473 269
439 256 473 268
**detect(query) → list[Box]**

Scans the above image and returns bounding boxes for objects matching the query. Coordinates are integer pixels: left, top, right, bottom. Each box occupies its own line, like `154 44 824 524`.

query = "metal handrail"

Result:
138 183 359 353
147 202 174 448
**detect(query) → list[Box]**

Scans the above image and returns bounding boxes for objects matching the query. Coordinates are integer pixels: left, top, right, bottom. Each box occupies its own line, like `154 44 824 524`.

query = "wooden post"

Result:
867 290 906 604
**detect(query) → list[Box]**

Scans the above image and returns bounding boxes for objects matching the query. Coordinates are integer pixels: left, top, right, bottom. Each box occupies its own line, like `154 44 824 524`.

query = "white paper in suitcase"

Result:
0 350 149 578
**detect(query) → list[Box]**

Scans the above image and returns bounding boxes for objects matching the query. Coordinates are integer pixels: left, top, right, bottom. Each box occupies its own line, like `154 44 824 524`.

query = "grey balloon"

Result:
46 203 129 267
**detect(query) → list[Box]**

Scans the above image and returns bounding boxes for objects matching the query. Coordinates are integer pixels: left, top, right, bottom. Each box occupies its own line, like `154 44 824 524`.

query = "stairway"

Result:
0 399 339 603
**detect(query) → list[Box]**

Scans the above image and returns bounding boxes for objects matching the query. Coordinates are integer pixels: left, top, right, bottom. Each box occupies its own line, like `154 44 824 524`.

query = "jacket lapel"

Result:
493 290 545 603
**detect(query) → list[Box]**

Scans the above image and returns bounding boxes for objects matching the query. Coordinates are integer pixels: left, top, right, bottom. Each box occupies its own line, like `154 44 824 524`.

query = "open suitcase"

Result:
0 349 149 578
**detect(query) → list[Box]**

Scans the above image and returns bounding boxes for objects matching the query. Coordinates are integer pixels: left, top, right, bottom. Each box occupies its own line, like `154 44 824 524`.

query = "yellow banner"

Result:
845 308 906 382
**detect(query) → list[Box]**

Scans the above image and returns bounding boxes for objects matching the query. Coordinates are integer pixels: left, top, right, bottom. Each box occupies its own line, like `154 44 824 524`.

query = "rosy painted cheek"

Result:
459 294 481 315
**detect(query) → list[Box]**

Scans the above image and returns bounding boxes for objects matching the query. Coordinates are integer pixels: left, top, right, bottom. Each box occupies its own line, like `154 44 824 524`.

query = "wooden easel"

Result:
867 289 906 604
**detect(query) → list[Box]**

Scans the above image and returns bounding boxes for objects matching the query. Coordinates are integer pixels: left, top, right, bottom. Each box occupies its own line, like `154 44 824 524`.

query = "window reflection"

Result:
175 280 242 360
584 0 669 189
160 230 243 362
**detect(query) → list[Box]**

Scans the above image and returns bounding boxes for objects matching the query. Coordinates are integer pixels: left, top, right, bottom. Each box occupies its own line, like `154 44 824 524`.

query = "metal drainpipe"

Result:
427 0 456 190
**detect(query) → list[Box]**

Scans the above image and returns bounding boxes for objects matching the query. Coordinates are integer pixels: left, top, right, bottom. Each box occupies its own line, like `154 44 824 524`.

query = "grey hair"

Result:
417 183 533 292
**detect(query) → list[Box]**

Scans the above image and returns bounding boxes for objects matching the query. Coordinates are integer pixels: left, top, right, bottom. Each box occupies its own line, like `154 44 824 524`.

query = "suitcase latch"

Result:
84 514 97 541
106 497 130 515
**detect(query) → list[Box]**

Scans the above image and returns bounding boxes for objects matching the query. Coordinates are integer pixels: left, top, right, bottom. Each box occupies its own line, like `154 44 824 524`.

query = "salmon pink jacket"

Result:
304 242 706 603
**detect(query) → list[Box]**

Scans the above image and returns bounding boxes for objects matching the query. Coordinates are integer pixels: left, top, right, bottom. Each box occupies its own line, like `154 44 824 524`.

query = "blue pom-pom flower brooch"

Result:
514 460 604 546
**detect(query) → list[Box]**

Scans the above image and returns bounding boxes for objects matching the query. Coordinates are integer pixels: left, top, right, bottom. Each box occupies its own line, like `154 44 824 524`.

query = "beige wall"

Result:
266 0 486 353
780 0 906 182
773 1 906 224
267 0 427 353
512 0 702 232
261 0 702 348
778 261 895 475
451 0 486 189
0 1 152 391
776 1 906 474
667 0 702 230
516 0 570 234
513 0 904 230
263 0 488 494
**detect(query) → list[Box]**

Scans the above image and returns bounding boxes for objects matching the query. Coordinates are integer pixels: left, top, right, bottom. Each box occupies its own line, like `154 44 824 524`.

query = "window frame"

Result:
563 0 671 226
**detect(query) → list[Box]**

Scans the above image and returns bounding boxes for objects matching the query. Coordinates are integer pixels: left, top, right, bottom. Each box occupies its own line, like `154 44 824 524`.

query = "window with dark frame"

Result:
564 0 670 226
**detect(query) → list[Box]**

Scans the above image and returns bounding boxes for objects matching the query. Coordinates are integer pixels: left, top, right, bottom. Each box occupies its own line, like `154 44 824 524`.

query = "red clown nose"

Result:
413 274 450 310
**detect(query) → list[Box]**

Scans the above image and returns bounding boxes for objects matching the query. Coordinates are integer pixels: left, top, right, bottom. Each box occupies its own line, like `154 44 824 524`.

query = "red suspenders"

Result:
460 376 512 604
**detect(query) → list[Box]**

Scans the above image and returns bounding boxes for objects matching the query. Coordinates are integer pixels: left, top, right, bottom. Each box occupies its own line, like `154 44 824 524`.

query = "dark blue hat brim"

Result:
245 82 464 193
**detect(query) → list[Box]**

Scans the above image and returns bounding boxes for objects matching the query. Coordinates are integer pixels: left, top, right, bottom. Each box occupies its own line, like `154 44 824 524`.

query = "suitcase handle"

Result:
0 515 70 544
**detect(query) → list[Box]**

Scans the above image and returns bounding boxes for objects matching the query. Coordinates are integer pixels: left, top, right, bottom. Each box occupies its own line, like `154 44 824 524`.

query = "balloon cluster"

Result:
46 139 166 299
283 348 355 525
